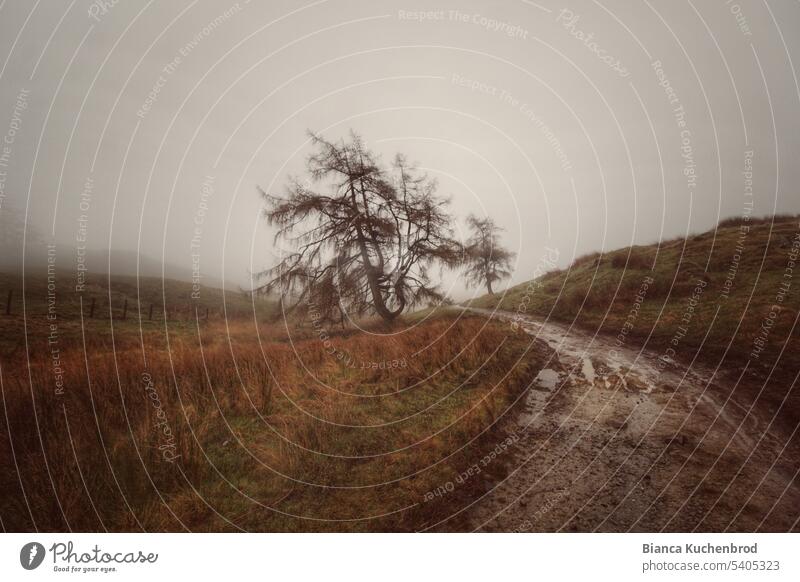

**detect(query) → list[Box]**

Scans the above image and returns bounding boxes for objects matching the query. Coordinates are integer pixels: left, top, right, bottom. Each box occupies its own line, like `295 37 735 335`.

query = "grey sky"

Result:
1 0 799 300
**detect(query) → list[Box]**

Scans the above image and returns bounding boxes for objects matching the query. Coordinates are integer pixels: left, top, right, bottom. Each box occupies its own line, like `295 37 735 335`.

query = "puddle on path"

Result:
535 368 559 390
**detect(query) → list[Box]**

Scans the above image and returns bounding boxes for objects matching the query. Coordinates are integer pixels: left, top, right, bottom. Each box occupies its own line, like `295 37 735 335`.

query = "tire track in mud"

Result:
439 308 800 532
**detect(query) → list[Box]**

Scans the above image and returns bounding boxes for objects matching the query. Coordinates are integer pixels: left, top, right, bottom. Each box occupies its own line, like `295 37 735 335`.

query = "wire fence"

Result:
2 289 213 321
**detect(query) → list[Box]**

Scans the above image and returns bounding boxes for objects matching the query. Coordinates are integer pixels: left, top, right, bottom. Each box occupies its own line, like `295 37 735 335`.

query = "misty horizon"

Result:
1 0 799 304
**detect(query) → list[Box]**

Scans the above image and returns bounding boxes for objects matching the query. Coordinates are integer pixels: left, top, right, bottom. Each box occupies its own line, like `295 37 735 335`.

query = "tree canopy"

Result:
258 132 463 323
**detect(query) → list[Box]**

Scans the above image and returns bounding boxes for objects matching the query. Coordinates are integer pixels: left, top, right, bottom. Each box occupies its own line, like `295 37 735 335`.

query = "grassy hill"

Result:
0 302 545 531
0 262 551 531
470 215 800 378
3 216 797 531
0 269 278 355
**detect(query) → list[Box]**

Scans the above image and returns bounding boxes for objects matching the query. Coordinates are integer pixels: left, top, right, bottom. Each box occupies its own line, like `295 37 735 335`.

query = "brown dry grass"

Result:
0 311 542 531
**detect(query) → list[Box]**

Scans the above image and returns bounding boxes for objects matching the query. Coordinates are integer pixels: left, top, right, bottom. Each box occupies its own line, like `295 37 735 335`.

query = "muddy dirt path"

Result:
442 308 800 532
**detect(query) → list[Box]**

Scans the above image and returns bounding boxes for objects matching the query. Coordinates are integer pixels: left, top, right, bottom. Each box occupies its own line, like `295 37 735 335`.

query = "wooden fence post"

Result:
205 307 209 320
122 298 128 320
5 290 11 315
149 303 154 320
89 297 96 319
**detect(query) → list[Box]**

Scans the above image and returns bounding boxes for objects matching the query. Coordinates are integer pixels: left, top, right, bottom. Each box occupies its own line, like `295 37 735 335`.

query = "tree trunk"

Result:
349 186 404 322
487 279 494 295
368 269 403 321
355 218 403 322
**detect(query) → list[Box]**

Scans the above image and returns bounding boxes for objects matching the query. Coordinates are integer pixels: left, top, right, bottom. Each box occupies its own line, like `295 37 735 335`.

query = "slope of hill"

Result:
0 270 273 318
470 215 800 378
0 305 547 531
0 269 278 355
0 211 241 293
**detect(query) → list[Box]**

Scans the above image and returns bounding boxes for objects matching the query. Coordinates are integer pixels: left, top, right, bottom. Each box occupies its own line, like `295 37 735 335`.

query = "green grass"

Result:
470 215 800 375
0 269 273 319
0 270 278 355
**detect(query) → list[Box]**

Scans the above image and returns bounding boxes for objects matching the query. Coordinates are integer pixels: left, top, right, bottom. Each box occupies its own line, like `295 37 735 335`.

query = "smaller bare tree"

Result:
464 215 514 295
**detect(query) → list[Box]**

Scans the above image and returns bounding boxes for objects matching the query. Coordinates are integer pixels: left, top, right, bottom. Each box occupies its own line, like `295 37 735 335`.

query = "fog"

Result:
1 0 799 301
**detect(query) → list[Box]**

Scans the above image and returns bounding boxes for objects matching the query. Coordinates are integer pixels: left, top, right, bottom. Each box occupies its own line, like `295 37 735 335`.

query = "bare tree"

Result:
464 215 514 295
257 132 462 323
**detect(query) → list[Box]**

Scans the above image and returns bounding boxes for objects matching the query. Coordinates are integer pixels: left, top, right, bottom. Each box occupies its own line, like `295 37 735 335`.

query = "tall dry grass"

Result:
0 313 538 531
